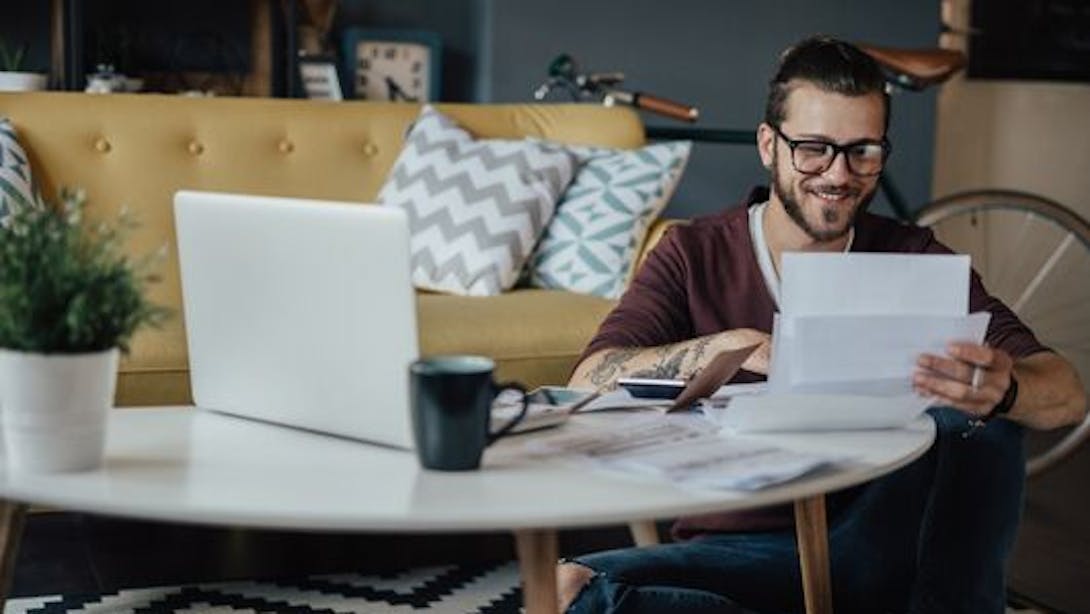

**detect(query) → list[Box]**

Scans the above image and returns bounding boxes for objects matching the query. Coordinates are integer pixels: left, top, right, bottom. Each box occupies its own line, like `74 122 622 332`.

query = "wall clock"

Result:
341 28 442 102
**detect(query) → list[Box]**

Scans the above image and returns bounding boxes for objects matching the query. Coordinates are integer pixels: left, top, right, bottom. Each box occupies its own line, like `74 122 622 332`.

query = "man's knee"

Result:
557 561 597 613
929 406 1024 448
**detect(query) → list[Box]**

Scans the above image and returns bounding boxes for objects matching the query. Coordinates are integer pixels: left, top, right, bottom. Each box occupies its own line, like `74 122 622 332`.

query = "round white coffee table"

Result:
0 407 935 614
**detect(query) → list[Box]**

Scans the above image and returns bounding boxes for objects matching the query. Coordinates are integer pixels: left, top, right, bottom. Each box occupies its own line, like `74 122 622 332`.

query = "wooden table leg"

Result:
794 495 832 614
627 520 660 547
0 500 28 605
514 528 559 614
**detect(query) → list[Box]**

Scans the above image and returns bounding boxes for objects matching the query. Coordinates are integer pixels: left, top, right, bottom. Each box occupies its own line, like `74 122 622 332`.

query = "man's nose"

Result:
822 150 853 183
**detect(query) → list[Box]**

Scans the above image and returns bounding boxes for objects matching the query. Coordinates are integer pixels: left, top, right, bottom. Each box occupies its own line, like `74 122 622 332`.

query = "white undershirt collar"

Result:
749 201 854 308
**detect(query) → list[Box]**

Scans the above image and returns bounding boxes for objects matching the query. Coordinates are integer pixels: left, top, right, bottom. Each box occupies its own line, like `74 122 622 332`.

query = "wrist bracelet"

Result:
985 375 1019 422
962 375 1018 439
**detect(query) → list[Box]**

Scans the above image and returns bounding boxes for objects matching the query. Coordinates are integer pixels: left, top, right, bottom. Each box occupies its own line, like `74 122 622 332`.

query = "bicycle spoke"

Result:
1011 233 1075 313
989 211 1036 300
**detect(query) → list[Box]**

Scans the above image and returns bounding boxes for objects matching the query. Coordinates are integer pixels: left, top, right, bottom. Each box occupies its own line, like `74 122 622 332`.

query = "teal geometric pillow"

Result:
0 118 45 225
526 141 690 299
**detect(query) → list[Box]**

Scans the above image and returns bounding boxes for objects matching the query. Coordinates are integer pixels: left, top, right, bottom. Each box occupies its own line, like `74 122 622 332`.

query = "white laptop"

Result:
174 191 419 448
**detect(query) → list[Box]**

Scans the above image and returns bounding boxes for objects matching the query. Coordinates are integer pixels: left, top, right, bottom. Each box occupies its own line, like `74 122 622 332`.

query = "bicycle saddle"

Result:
857 44 967 91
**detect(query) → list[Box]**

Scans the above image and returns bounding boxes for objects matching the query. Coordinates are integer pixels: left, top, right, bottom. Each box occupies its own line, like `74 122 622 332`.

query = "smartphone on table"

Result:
615 377 687 400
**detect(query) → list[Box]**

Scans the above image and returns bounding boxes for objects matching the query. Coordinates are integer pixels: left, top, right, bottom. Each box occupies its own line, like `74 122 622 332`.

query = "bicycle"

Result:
534 48 1090 478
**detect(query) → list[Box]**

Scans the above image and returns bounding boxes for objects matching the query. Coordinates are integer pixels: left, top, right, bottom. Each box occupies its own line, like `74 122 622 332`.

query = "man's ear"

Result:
757 123 775 170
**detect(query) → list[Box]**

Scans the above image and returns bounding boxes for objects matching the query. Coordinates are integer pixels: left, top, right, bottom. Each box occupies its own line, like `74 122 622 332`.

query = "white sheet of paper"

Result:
602 436 841 491
718 393 934 433
788 312 991 391
780 253 970 317
524 414 841 490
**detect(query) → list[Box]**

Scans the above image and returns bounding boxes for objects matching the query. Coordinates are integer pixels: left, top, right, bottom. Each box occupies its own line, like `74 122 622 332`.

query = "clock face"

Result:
355 41 432 102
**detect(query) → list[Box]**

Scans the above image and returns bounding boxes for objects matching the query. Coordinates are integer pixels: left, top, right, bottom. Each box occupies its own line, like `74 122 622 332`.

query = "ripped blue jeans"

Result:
567 407 1025 614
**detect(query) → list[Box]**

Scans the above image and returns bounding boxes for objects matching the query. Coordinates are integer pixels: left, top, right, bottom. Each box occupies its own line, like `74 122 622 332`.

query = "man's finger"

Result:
947 342 996 368
914 372 1002 413
917 353 974 383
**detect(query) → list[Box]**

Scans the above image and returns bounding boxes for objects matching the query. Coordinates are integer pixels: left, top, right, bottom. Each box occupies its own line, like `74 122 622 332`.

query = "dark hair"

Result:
765 36 890 132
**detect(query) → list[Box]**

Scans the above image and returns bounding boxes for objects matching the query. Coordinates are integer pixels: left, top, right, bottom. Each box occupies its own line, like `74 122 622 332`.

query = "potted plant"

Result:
0 38 48 92
0 190 166 473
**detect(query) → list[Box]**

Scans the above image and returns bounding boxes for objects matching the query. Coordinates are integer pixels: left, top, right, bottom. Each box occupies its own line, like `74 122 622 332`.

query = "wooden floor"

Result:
1009 432 1090 614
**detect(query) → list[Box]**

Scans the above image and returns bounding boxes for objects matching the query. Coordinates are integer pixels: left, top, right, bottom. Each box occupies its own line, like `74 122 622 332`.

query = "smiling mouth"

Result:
807 186 858 204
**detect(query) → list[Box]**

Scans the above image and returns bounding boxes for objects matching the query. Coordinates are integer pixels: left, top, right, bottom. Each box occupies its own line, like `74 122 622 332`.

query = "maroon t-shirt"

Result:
581 187 1049 537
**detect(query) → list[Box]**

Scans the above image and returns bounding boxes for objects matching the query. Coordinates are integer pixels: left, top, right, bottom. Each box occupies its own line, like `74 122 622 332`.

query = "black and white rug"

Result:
3 562 1049 614
4 562 523 614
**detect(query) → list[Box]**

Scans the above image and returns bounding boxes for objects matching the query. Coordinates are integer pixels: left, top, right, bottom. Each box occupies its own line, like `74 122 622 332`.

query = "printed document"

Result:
525 414 841 491
724 253 988 432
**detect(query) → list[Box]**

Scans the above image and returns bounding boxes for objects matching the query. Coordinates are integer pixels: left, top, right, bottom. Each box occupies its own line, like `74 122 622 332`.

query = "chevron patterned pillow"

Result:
526 141 691 298
0 118 46 226
378 106 577 296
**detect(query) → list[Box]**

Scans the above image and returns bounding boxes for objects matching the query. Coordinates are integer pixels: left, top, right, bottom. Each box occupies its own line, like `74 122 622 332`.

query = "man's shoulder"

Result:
662 205 751 254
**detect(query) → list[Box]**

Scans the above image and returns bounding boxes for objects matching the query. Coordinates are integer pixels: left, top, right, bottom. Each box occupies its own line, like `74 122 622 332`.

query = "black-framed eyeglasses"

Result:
772 124 891 177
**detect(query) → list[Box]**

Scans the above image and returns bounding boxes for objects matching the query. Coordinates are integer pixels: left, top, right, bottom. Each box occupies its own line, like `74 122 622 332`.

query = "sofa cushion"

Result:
417 288 616 387
0 118 45 224
379 106 578 297
526 141 690 298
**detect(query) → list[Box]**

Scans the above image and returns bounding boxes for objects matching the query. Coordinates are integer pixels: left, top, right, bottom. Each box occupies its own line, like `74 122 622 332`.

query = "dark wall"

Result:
0 3 51 74
487 0 941 218
3 1 939 219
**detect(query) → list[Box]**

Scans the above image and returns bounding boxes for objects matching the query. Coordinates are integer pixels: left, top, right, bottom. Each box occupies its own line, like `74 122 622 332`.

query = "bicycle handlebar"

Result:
536 54 700 123
604 90 699 123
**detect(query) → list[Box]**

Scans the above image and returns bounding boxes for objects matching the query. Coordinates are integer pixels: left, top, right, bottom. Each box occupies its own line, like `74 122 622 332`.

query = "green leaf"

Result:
0 187 169 353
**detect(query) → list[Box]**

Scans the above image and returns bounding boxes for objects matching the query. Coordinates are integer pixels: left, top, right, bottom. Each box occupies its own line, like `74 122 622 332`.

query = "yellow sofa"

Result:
0 92 674 406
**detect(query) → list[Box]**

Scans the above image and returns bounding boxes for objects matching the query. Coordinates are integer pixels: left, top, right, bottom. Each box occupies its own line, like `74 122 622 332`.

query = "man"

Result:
558 36 1086 614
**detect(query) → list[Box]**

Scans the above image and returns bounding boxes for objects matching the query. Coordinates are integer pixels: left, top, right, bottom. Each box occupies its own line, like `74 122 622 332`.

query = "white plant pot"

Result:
0 348 118 473
0 71 48 92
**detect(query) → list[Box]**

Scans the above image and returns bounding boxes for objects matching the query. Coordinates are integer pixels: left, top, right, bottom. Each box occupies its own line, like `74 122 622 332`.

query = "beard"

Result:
770 149 877 243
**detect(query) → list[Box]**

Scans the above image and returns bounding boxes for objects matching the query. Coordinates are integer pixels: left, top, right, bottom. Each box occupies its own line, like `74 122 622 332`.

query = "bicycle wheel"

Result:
915 190 1090 478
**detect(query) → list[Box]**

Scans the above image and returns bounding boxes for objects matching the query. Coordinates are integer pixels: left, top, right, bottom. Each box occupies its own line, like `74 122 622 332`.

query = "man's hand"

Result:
732 328 772 374
914 342 1013 417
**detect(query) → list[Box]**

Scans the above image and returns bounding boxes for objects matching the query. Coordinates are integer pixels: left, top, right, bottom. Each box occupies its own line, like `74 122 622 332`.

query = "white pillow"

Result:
0 118 46 226
526 141 691 298
378 106 577 296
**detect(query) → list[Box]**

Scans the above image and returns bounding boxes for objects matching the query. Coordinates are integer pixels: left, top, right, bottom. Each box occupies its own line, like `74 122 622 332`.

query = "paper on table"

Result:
780 252 970 317
524 414 841 491
603 437 842 491
788 312 991 392
525 414 717 458
717 393 934 433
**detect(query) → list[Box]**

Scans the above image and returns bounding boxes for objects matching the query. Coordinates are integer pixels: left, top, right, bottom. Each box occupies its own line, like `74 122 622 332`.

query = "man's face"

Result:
760 82 886 242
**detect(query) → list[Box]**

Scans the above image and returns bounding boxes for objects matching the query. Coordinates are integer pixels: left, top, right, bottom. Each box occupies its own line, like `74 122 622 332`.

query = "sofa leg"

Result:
628 519 660 546
0 500 27 605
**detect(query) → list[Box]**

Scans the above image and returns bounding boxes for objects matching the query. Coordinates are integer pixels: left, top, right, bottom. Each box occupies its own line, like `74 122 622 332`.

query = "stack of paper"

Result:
525 414 841 491
720 253 990 433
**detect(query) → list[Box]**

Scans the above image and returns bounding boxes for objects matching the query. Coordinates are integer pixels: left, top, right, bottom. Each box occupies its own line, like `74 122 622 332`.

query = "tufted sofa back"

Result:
0 93 646 404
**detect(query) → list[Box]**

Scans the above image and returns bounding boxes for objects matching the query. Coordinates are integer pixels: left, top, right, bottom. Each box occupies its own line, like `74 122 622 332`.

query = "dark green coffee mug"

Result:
409 355 529 471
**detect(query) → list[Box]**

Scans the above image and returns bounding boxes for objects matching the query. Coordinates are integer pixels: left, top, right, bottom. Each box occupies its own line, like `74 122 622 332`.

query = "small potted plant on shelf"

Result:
0 38 48 92
0 190 167 473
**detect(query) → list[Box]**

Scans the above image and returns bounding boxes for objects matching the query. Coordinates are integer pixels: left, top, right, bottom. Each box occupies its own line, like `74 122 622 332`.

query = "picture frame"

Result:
341 28 442 102
298 56 343 101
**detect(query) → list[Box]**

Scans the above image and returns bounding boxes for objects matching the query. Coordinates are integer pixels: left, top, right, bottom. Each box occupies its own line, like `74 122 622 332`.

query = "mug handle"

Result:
487 381 528 445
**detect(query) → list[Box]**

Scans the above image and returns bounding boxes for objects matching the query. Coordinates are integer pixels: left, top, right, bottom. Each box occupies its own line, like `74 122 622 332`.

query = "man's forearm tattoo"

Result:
631 346 690 380
586 348 641 387
688 336 713 373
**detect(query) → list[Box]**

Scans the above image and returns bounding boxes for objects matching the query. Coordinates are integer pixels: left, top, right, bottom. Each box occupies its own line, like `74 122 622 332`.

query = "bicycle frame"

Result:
645 126 914 222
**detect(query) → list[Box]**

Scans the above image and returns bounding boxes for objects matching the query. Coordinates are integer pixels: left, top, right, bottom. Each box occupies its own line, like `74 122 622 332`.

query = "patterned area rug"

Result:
4 562 522 614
